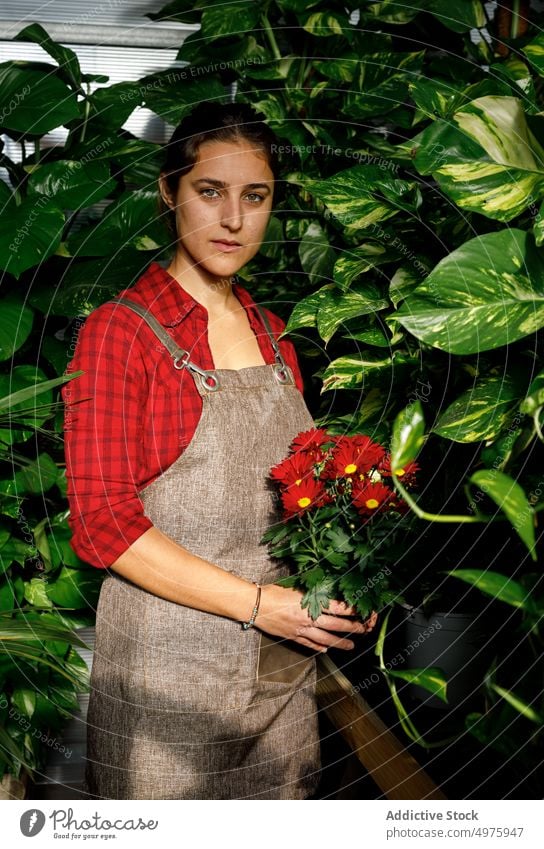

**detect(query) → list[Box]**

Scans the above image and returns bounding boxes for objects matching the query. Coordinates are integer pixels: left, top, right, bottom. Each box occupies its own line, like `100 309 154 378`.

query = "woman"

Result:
62 101 377 800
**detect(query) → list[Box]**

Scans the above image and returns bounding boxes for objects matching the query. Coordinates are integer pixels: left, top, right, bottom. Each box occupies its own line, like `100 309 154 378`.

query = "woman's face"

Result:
159 138 275 280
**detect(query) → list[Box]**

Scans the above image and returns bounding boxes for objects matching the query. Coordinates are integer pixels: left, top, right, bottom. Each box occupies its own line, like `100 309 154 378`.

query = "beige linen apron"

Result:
83 296 322 799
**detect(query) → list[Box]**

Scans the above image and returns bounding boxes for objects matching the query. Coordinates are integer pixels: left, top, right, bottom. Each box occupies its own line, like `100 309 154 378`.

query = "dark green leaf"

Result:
0 61 79 134
433 375 523 442
469 470 536 559
396 230 544 354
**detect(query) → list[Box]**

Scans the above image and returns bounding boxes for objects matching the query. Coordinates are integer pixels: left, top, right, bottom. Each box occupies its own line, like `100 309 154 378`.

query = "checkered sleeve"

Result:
61 305 154 569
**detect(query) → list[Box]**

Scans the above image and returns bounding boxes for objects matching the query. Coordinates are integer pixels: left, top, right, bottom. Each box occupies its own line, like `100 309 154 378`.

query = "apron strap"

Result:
107 296 294 387
107 296 220 391
254 304 294 384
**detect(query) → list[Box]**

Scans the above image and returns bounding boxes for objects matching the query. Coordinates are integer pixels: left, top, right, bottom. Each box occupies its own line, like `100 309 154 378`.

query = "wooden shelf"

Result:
316 654 447 800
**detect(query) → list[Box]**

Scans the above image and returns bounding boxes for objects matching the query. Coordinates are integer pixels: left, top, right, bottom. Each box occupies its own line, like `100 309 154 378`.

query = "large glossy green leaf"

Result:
429 0 486 31
282 280 388 342
0 196 65 278
26 160 116 210
408 76 499 120
365 0 423 24
87 82 143 129
140 74 226 124
282 284 333 334
321 350 416 392
300 10 350 35
297 164 421 234
317 283 389 342
413 96 544 221
469 470 536 558
448 569 531 609
13 23 82 92
46 565 101 608
0 299 33 360
201 2 261 41
346 51 424 119
433 375 523 442
28 252 156 317
395 229 544 354
146 0 206 25
334 244 397 291
0 453 59 497
0 62 79 134
67 190 167 256
298 222 336 286
390 400 425 469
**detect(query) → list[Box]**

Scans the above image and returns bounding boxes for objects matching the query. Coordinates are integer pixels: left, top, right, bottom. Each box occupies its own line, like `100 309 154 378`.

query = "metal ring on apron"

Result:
272 362 293 384
173 352 220 391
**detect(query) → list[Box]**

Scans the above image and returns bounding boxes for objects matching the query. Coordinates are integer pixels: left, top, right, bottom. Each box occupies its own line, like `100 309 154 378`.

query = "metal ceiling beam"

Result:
0 20 197 48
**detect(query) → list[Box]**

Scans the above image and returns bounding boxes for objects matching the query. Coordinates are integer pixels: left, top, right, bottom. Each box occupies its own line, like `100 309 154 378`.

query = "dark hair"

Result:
158 101 283 237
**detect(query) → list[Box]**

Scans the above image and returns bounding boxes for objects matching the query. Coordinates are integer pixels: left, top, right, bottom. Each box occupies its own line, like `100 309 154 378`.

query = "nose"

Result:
220 193 243 231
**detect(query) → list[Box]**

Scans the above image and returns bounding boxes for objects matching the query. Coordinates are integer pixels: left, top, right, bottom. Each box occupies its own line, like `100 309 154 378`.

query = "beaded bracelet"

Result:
241 583 262 630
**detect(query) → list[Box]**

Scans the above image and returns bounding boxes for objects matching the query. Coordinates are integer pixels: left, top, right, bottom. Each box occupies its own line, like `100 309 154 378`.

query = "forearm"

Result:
109 525 258 622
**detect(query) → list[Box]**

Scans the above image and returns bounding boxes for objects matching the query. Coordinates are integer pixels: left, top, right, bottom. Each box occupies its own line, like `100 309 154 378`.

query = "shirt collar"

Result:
130 261 260 328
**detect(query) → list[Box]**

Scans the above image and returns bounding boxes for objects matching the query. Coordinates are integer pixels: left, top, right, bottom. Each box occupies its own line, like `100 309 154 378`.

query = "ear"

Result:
158 173 175 209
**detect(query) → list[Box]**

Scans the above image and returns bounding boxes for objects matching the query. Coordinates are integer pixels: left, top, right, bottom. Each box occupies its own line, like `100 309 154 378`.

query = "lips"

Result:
211 240 243 252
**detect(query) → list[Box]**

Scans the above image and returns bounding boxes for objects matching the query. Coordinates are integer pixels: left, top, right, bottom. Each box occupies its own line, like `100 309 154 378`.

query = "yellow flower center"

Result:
295 477 302 485
298 496 312 508
365 498 379 509
395 468 405 476
344 463 357 474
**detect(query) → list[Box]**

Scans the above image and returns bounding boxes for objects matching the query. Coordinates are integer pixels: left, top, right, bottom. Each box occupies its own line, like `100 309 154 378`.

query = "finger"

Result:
312 614 368 634
296 636 330 653
327 599 358 616
298 626 355 651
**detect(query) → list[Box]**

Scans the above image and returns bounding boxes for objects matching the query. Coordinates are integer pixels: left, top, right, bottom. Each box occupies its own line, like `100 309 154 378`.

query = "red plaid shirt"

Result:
62 261 305 569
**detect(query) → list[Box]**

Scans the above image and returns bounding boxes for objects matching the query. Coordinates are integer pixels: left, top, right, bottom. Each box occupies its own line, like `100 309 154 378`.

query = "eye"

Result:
245 192 265 203
200 188 220 198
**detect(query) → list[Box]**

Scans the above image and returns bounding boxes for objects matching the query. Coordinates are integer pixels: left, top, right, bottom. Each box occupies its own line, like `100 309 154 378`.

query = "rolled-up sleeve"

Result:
61 306 153 569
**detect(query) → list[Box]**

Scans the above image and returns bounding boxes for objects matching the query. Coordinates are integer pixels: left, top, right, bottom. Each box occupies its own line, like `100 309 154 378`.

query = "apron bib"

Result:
83 297 322 799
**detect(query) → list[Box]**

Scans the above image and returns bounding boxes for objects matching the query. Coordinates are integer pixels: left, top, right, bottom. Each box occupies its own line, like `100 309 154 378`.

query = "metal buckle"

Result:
173 353 219 391
173 351 190 370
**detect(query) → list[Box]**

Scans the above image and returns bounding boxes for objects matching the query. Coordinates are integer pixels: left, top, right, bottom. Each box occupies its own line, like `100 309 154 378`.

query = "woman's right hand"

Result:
254 583 377 652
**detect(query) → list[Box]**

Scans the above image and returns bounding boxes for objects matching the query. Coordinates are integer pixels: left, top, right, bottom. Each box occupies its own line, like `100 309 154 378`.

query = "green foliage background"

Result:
1 0 544 793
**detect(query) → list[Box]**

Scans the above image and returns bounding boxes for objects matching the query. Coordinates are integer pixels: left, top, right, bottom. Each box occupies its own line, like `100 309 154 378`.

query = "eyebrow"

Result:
191 178 272 192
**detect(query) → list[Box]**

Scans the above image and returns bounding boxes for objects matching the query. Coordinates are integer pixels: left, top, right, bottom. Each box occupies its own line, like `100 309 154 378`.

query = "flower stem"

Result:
393 473 483 524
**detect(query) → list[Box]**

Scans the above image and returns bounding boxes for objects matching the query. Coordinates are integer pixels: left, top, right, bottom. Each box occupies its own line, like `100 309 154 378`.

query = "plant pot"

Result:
399 603 494 710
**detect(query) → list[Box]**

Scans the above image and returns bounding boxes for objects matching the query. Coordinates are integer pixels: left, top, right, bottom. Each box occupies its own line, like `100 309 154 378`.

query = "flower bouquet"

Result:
261 427 419 621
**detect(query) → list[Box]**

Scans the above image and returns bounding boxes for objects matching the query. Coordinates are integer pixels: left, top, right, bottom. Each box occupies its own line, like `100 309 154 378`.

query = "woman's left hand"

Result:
363 610 378 632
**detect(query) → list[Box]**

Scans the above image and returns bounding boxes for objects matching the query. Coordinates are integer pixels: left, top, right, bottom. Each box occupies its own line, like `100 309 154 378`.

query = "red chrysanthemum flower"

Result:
351 481 395 516
270 451 316 487
378 453 419 487
289 427 331 460
281 478 330 517
321 434 385 482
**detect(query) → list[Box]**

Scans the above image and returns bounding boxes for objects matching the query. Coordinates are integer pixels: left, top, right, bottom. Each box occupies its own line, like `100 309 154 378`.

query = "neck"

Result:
165 257 238 313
